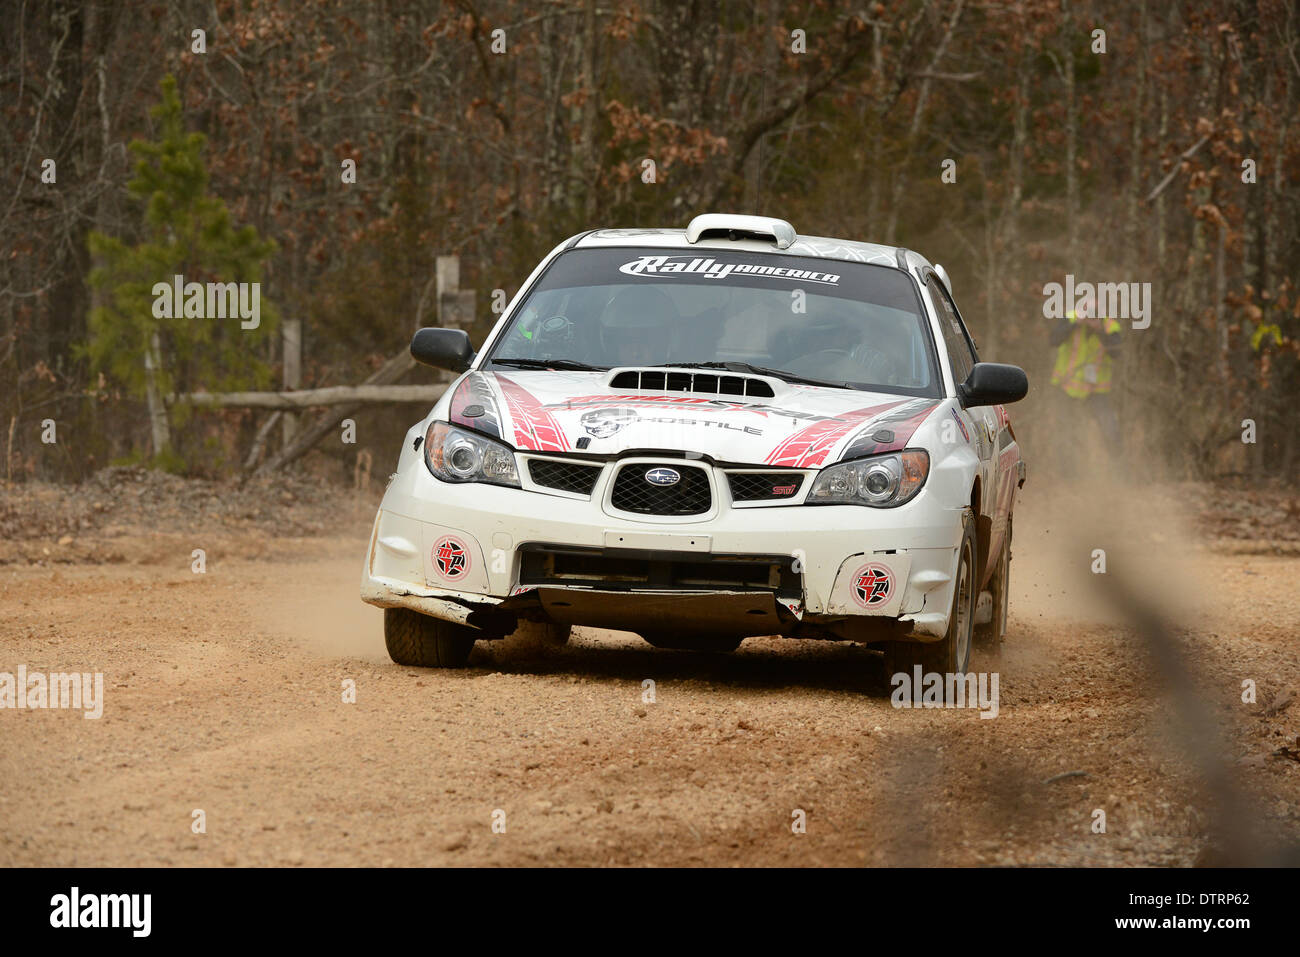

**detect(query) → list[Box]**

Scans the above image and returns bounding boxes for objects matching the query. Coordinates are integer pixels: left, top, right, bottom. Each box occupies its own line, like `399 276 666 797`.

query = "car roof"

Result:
571 223 936 275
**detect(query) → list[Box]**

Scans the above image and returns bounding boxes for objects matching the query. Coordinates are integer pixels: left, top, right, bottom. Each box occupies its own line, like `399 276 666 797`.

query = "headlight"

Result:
424 421 520 487
806 450 929 507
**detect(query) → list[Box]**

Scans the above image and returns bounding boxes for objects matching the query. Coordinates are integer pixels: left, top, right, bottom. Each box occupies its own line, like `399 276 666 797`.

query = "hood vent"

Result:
608 368 776 398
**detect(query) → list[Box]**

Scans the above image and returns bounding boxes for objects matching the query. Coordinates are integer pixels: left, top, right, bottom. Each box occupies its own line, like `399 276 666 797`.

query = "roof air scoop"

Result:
685 214 796 250
932 263 954 295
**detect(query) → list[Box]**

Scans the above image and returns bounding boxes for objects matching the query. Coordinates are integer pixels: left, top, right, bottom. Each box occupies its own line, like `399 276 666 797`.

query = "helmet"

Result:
853 314 915 384
598 286 677 367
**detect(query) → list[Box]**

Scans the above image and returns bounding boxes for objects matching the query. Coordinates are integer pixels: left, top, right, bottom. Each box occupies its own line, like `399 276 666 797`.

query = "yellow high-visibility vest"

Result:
1051 310 1121 398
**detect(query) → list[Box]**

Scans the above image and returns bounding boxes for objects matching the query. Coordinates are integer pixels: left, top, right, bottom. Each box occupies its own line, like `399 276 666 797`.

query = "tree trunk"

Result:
281 318 302 446
886 0 966 243
1061 1 1078 262
144 332 170 454
1127 0 1147 261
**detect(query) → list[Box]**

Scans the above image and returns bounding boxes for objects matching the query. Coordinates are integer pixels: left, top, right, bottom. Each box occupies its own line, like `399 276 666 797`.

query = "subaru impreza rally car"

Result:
362 214 1027 675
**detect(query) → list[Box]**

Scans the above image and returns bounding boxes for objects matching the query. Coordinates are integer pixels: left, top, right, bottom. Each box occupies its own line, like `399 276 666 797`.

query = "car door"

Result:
925 274 1012 586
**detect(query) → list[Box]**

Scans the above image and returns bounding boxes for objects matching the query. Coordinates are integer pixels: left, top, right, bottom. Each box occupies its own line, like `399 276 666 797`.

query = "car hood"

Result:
445 369 940 468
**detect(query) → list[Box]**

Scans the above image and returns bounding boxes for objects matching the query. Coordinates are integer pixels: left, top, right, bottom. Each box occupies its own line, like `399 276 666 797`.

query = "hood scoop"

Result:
607 367 776 399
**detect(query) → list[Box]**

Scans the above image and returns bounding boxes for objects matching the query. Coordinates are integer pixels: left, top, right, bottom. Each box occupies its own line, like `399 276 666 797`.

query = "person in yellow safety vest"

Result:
1049 290 1123 451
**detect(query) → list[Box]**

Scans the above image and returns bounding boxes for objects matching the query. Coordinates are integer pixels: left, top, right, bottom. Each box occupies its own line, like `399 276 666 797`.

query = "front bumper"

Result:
361 456 965 642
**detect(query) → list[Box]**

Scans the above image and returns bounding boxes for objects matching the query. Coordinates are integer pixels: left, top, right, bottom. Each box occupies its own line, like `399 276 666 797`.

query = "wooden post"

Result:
436 255 476 329
235 255 474 475
144 332 171 454
282 318 302 446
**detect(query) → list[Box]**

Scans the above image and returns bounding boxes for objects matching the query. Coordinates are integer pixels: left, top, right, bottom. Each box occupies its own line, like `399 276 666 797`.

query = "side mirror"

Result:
411 327 475 373
959 362 1028 407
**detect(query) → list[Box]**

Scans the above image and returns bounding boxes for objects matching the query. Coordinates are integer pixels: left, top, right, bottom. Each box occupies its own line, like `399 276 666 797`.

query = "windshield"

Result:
485 246 941 397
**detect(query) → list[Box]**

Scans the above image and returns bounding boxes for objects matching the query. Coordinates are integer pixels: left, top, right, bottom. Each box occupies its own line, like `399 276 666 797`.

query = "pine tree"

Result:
86 75 277 466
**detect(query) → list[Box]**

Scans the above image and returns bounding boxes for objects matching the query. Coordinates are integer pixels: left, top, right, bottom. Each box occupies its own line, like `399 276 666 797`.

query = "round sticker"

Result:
431 535 471 581
851 562 894 608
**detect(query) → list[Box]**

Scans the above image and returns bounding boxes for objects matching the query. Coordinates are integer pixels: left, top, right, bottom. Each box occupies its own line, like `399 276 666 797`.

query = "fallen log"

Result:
249 350 450 477
242 410 283 471
178 384 445 409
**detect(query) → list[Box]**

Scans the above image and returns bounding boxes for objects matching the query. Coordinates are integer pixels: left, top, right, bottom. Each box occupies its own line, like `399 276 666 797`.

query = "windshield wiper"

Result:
648 361 853 390
491 357 607 372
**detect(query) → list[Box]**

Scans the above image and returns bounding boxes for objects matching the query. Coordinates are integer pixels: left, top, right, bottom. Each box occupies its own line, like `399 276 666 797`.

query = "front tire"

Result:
884 509 977 682
384 607 476 667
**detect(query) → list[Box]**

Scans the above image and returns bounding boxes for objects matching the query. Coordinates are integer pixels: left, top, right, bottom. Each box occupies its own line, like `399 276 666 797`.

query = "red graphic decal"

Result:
772 484 797 495
495 375 568 451
555 393 773 414
890 405 938 448
549 394 832 422
950 408 970 443
851 562 894 608
432 535 471 581
561 394 717 407
765 401 902 468
843 402 940 457
448 373 502 438
448 376 475 424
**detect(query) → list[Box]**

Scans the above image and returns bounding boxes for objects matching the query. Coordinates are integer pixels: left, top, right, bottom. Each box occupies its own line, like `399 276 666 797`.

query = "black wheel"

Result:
384 607 476 667
884 509 977 683
975 517 1011 649
642 634 743 653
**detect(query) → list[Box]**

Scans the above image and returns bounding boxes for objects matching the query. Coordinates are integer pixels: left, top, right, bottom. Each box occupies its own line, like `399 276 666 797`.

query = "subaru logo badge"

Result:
645 467 680 486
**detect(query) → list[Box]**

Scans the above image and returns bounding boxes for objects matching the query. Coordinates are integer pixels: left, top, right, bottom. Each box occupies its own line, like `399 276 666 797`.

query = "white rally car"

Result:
362 214 1027 675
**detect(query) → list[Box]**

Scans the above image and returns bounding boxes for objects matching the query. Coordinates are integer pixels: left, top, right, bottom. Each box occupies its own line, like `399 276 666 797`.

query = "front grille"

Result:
519 545 800 596
528 458 602 495
610 463 712 515
727 472 805 502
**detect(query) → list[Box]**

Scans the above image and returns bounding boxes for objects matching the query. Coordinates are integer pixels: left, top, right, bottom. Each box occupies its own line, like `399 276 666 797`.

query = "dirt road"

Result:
2 477 1297 866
